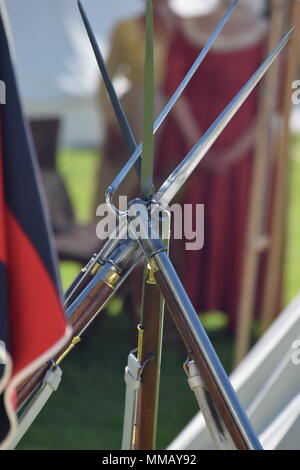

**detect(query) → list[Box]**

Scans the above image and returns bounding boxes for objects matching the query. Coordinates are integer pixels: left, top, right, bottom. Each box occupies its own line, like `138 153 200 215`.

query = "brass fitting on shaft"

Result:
55 336 81 365
146 262 157 285
102 268 120 290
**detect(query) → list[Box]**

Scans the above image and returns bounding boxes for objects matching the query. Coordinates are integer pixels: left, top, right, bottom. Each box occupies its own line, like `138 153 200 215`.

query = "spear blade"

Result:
154 28 294 207
77 0 139 173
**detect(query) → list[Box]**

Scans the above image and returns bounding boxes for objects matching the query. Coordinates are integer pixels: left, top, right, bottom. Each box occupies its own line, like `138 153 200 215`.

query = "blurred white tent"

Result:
4 0 143 147
168 294 300 450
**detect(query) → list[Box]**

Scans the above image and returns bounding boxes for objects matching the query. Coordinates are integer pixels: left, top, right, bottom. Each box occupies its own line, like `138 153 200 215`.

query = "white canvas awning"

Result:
4 0 143 146
168 294 300 450
4 0 143 117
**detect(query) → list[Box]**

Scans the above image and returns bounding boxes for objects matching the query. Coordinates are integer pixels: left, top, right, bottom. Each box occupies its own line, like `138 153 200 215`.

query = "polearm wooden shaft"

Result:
134 269 164 450
16 237 141 409
261 0 300 331
134 210 170 450
17 277 115 409
140 0 155 200
234 0 287 364
134 0 162 450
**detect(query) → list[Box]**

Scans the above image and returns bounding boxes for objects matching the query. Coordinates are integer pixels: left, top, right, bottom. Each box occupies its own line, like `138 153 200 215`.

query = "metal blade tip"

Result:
283 27 295 42
270 28 294 59
288 26 296 35
78 1 84 15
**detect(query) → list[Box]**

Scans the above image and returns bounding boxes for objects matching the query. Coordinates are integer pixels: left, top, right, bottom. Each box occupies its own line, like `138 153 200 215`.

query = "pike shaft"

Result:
134 210 170 449
141 0 155 199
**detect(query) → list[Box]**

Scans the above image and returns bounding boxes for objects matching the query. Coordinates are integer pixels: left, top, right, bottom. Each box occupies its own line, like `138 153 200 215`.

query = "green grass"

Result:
17 310 233 450
57 149 98 292
58 148 98 225
17 138 300 450
284 135 300 303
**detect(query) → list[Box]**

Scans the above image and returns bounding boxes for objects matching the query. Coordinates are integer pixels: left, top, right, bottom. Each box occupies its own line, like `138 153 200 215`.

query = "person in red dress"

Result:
157 0 269 328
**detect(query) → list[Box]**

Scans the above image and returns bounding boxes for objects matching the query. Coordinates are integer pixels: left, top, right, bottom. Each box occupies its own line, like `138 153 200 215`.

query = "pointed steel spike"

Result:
77 1 140 175
106 0 239 196
155 28 294 207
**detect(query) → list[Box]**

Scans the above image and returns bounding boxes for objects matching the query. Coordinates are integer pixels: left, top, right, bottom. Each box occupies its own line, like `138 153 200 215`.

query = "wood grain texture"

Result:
234 0 287 364
261 0 300 331
134 278 163 450
17 280 113 409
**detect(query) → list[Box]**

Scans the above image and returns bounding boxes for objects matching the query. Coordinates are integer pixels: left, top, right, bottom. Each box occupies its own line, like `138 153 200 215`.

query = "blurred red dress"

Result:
155 19 268 328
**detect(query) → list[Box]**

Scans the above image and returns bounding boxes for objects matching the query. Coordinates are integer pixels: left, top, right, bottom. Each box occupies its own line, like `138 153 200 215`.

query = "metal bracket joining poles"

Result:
121 351 143 450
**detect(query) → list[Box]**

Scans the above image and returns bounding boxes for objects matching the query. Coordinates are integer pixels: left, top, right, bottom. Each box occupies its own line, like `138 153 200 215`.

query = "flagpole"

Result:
234 0 287 364
260 0 300 331
131 1 165 450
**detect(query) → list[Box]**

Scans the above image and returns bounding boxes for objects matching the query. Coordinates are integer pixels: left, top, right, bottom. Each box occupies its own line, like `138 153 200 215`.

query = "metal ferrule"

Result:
95 221 129 265
86 252 99 271
100 258 122 275
184 360 236 450
90 261 102 276
108 238 140 269
66 237 143 319
92 240 139 289
102 266 120 290
146 263 157 285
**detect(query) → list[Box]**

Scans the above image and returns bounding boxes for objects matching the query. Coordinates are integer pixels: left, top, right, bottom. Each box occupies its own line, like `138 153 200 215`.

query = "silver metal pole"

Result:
152 249 263 450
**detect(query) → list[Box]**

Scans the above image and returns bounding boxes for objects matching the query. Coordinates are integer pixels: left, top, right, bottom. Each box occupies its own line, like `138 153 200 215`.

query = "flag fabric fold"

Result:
0 4 71 449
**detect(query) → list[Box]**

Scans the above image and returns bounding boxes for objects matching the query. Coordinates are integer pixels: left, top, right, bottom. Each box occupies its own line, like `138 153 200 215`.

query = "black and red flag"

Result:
0 4 70 449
